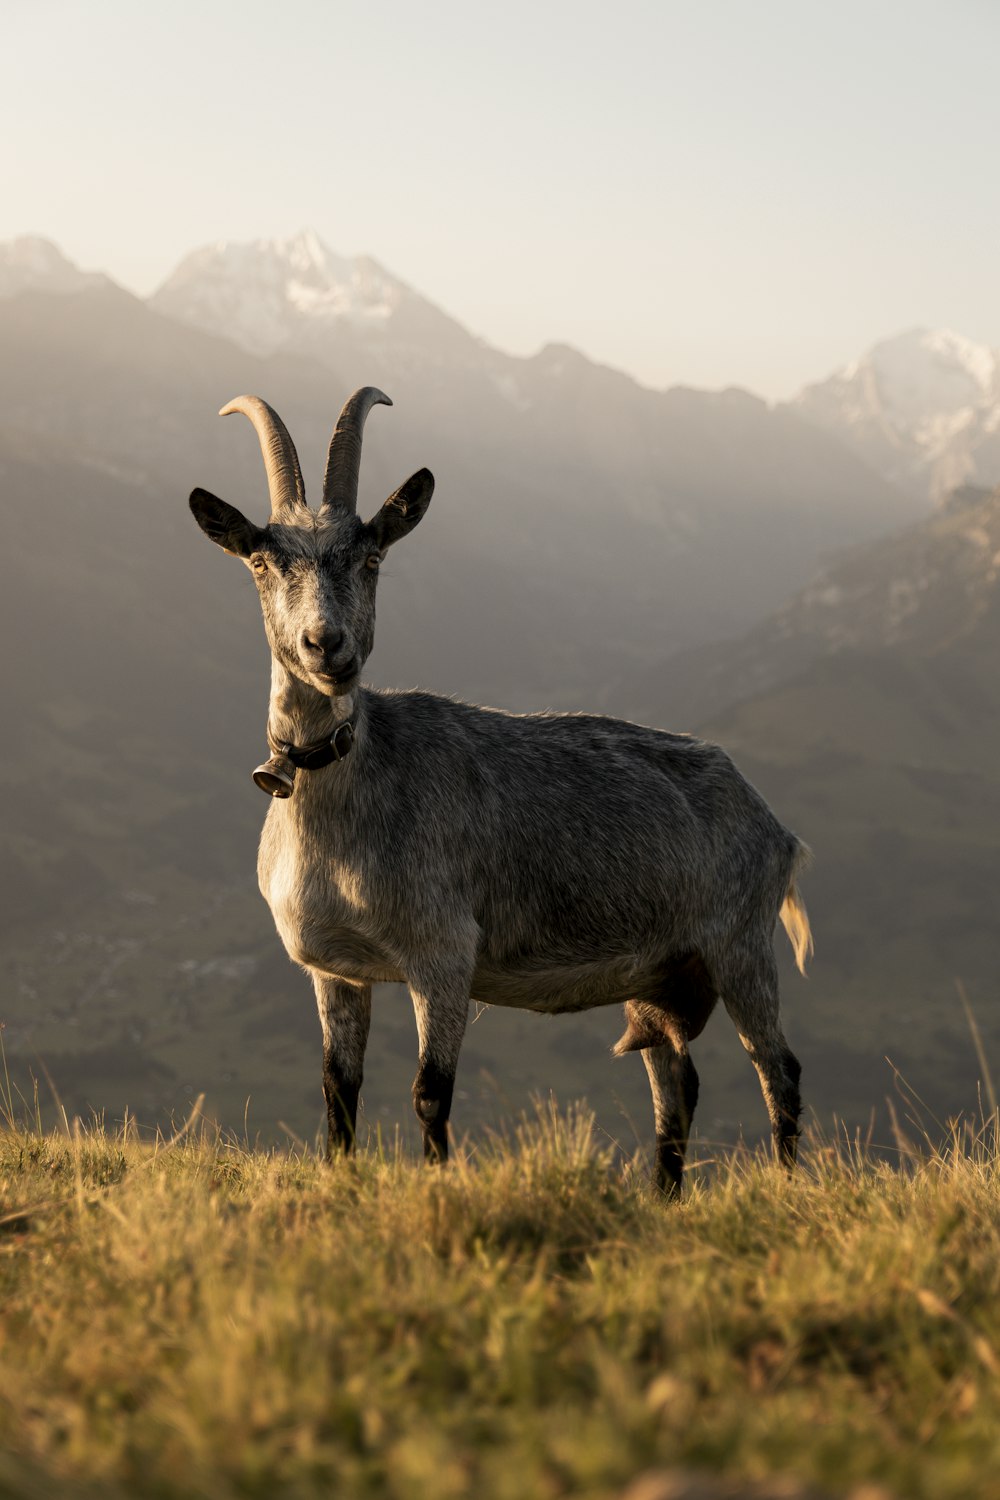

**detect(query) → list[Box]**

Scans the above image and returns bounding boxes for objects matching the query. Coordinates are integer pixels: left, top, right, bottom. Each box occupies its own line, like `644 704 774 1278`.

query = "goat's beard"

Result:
323 682 357 718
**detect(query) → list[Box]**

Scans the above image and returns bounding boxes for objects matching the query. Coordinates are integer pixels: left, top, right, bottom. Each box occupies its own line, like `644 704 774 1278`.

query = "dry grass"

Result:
2 1079 1000 1500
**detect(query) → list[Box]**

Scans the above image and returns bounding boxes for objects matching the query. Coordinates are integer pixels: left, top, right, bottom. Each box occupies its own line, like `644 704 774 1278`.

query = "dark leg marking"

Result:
643 1041 700 1199
771 1043 802 1169
412 1057 456 1164
408 979 468 1167
323 1060 361 1157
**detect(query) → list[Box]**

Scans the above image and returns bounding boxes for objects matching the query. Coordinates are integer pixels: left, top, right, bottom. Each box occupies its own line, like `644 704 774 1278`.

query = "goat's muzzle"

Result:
252 751 296 798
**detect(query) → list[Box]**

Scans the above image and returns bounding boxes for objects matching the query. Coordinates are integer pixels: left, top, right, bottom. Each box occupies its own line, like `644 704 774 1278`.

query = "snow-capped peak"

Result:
278 226 327 271
149 230 411 358
794 327 1000 502
854 327 997 422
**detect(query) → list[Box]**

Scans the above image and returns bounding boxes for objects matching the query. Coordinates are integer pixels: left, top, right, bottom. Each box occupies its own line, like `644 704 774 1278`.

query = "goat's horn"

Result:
321 387 392 514
219 396 307 520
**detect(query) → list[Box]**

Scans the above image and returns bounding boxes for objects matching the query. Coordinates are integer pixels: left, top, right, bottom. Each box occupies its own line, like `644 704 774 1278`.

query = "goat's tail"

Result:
779 840 813 977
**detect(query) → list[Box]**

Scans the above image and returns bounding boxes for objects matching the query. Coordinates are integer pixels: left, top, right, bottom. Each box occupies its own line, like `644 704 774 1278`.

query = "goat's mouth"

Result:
310 662 360 696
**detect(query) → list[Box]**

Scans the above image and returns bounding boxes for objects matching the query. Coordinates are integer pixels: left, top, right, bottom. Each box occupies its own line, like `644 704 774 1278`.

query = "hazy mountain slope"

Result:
793 328 1000 502
0 235 109 297
0 428 257 918
617 483 1000 731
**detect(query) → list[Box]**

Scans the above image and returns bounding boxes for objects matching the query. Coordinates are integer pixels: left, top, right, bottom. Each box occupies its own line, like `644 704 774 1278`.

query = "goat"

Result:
189 388 812 1194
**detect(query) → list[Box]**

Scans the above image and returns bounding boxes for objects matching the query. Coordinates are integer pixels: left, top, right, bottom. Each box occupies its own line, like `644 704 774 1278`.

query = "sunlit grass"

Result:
2 1068 1000 1499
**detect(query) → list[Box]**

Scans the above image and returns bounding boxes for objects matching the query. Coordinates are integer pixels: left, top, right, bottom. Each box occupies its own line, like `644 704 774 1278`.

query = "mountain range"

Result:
150 233 1000 507
2 230 999 1152
9 233 1000 516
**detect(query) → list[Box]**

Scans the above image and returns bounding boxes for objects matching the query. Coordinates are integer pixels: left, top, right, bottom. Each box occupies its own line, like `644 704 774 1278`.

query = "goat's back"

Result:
361 691 798 965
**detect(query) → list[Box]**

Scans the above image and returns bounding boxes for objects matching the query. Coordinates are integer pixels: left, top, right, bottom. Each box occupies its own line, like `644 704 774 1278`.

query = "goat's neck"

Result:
266 659 363 751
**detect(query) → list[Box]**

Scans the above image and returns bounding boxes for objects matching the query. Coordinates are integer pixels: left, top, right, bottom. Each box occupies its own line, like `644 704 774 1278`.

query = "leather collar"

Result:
267 716 356 771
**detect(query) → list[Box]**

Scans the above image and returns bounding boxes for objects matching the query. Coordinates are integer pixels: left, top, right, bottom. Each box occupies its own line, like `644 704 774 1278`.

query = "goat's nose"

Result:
301 626 344 662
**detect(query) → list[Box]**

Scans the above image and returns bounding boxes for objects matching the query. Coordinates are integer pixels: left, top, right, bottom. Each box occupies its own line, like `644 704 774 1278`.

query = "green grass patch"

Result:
2 1096 1000 1499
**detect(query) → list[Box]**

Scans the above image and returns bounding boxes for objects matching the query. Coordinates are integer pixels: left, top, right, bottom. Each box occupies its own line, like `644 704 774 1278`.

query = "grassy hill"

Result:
3 1103 1000 1500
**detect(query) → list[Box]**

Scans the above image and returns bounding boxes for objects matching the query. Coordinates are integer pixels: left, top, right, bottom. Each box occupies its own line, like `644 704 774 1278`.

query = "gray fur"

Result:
190 393 811 1191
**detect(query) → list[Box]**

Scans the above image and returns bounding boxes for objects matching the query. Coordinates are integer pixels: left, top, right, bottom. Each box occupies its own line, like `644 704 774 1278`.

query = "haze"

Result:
3 0 998 399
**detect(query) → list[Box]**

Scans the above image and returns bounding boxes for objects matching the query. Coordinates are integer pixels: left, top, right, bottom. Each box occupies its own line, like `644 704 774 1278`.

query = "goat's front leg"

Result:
312 975 371 1159
409 974 469 1164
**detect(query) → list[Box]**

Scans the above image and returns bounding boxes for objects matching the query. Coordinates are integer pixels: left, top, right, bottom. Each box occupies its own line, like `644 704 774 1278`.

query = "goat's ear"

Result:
189 488 263 557
369 469 434 551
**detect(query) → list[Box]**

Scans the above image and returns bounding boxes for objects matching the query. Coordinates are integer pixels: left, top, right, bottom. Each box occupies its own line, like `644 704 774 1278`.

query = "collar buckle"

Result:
330 720 354 760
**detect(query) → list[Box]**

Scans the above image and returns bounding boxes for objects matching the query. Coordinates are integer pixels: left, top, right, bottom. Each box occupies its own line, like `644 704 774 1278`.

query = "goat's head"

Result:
189 389 433 696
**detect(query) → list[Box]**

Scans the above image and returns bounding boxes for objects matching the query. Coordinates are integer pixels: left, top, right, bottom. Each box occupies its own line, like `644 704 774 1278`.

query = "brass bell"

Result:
251 751 296 798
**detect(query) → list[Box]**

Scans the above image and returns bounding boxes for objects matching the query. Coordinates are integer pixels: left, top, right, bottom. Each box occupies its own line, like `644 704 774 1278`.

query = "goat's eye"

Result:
250 555 268 574
365 552 382 571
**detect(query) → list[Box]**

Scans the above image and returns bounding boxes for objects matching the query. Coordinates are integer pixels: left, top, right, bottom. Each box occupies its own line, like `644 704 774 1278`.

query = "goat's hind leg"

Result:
313 976 372 1159
640 1027 700 1199
719 945 801 1168
616 955 717 1197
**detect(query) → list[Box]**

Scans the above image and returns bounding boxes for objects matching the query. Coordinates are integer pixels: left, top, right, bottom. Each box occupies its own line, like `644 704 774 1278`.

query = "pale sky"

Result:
3 0 998 399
